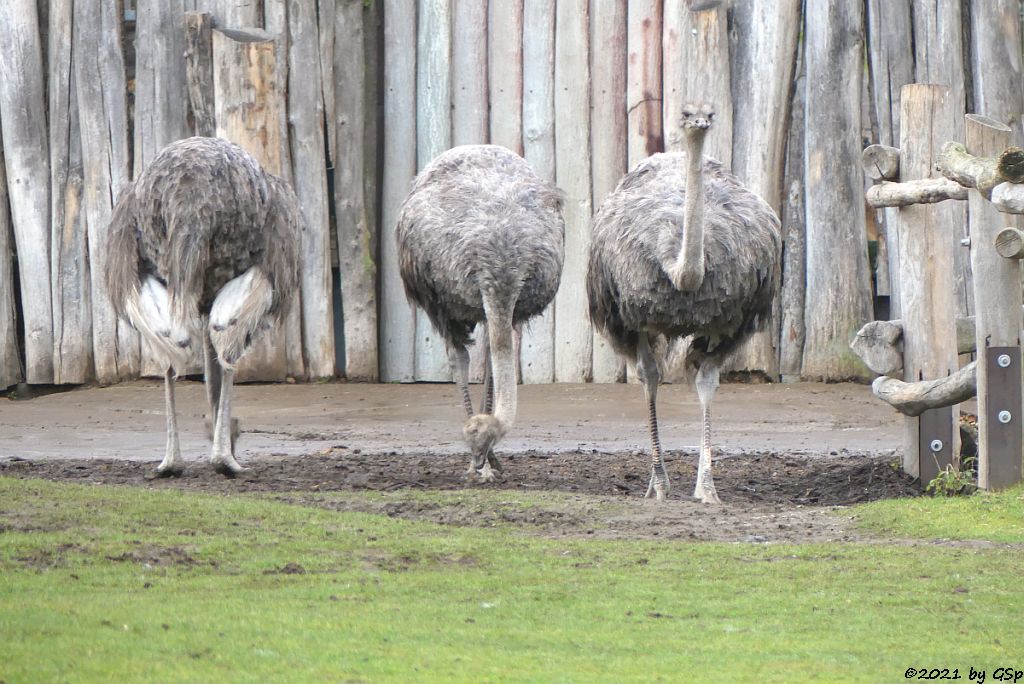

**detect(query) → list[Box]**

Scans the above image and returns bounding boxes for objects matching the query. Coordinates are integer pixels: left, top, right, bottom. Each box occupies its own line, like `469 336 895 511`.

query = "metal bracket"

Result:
984 346 1023 489
919 405 954 489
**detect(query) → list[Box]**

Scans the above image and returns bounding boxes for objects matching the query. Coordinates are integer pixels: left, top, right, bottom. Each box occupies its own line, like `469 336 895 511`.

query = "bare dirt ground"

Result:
0 380 917 543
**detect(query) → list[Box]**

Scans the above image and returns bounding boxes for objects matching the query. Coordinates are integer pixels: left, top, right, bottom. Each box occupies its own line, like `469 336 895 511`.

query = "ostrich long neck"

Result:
487 303 517 428
667 132 707 291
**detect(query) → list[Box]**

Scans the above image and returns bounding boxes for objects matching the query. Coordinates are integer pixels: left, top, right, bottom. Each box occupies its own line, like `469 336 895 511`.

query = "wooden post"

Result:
185 12 216 138
662 0 730 164
969 0 1023 145
627 0 663 164
519 0 557 384
801 1 872 381
965 114 1024 489
726 0 801 379
553 0 593 382
414 0 453 382
334 0 378 381
212 27 291 382
48 0 93 384
489 0 523 154
893 84 962 479
779 41 806 382
0 128 20 388
288 1 335 379
75 0 138 383
380 0 417 382
589 0 627 384
0 0 54 383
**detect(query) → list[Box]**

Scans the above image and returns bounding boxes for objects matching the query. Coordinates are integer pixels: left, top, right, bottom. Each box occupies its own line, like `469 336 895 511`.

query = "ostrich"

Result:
396 145 565 479
587 104 781 503
105 136 301 477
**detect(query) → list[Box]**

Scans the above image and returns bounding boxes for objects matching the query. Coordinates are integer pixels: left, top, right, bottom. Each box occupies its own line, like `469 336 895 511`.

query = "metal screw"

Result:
998 354 1012 368
960 237 971 247
929 439 944 452
999 410 1012 424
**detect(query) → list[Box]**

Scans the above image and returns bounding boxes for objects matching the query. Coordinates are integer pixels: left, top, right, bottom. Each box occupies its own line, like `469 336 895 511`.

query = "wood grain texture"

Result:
288 1 336 378
319 0 337 166
801 0 872 381
553 0 593 382
185 12 216 138
380 0 417 382
335 0 379 381
779 44 806 381
0 124 21 387
414 0 454 381
75 0 140 383
589 0 627 383
627 0 663 164
489 0 523 154
969 0 1023 145
48 0 92 384
520 0 557 384
0 0 54 383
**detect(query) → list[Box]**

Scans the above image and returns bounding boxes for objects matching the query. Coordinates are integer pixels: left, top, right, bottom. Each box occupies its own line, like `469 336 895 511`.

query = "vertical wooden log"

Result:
0 0 54 383
965 115 1023 489
48 0 92 384
969 0 1023 145
319 0 337 165
626 0 663 165
212 27 291 381
263 0 286 35
802 1 871 381
779 41 807 381
726 0 801 379
866 0 913 318
335 0 378 381
414 0 453 381
76 0 138 383
554 0 593 382
589 0 627 383
489 0 524 155
206 0 261 27
452 0 489 146
662 1 730 164
185 12 216 138
912 0 971 319
520 0 557 384
894 84 962 478
0 126 22 388
288 0 335 378
380 0 417 382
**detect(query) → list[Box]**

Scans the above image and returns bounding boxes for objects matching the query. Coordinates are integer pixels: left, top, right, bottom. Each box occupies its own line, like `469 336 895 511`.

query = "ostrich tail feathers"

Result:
125 276 199 371
209 268 275 369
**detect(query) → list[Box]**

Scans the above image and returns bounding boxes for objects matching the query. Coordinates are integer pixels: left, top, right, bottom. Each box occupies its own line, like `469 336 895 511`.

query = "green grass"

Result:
1 478 1023 683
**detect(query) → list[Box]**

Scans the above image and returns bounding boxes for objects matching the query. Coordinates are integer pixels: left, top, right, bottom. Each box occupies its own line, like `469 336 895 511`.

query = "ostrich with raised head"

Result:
397 145 564 480
106 136 301 477
587 104 781 502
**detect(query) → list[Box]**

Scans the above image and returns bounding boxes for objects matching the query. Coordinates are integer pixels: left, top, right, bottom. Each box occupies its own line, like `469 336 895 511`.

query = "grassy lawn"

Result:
1 478 1023 683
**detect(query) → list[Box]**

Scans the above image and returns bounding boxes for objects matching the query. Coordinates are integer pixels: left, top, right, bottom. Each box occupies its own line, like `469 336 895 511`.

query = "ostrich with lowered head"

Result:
106 136 301 477
587 104 781 502
397 145 564 480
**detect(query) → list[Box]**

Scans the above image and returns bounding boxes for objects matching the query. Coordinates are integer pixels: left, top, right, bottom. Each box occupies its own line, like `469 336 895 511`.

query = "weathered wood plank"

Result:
380 0 417 382
0 123 21 388
334 0 378 381
727 0 801 378
48 0 92 384
892 84 963 476
185 12 216 138
589 0 627 383
489 0 523 154
0 0 54 383
288 1 335 378
862 144 901 182
75 0 139 383
519 0 557 384
319 0 337 165
965 114 1024 489
778 41 806 381
801 1 871 381
553 0 593 382
627 0 663 164
663 0 730 164
212 27 291 382
414 0 453 381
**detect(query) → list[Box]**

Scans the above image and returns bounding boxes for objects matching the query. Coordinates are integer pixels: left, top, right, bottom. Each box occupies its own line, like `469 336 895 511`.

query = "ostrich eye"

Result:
682 110 693 119
707 112 716 121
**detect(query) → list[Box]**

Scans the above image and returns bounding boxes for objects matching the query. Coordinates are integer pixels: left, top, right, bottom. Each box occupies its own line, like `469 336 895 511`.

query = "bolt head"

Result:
997 354 1012 368
929 439 944 452
999 410 1013 424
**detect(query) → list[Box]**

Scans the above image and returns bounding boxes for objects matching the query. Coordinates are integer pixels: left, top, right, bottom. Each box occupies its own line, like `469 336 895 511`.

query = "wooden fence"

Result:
0 0 1022 389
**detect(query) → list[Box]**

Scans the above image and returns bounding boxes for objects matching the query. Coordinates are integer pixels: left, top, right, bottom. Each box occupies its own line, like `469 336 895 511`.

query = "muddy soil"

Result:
1 381 922 543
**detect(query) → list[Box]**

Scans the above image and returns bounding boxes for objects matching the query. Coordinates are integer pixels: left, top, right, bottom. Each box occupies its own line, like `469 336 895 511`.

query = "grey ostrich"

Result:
587 104 781 502
397 145 564 479
105 137 301 476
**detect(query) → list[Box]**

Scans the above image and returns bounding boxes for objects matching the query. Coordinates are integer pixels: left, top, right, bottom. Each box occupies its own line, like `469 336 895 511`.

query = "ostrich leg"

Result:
210 366 244 476
637 333 670 500
693 362 721 503
203 334 239 454
477 329 500 471
156 367 184 476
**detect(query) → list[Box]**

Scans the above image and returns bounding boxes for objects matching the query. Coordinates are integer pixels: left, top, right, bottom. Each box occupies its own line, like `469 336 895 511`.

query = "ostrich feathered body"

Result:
396 145 565 348
587 152 781 368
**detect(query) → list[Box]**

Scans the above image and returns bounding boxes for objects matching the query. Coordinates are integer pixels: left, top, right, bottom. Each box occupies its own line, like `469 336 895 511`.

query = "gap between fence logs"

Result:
853 85 1024 490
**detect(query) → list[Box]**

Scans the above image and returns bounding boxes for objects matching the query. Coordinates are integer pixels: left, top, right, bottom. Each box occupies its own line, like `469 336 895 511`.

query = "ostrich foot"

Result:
644 461 671 501
153 462 184 478
693 482 721 504
211 454 246 478
475 462 498 482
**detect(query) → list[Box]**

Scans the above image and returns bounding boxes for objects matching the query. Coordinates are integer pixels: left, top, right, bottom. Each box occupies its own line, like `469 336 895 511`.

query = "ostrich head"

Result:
463 414 508 456
680 103 716 141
